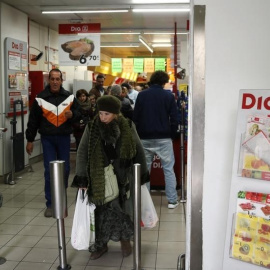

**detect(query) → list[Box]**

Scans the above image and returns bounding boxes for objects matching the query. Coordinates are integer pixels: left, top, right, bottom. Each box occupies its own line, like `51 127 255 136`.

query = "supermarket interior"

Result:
1 1 270 270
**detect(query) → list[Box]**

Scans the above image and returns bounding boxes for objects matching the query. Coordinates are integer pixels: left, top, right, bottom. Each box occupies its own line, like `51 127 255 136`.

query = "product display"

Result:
240 115 270 181
236 191 270 220
231 212 270 268
231 190 270 268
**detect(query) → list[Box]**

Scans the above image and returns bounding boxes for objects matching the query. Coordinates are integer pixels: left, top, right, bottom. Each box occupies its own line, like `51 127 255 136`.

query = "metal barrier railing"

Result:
50 160 71 270
177 253 186 270
133 163 144 270
0 128 7 265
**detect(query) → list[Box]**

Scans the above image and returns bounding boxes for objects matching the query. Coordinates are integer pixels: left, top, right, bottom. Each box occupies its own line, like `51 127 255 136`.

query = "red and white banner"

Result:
59 23 100 34
58 24 101 66
59 34 100 66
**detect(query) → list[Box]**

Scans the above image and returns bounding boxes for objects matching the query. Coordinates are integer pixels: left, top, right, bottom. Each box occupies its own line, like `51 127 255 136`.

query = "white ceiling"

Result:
0 0 190 58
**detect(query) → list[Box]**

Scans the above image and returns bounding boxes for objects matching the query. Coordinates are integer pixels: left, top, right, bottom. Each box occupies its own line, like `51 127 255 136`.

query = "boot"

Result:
89 245 108 260
120 239 132 257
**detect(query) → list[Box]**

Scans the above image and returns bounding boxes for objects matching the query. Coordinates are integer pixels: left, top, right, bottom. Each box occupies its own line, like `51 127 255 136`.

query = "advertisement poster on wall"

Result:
59 34 100 66
4 37 28 116
58 23 101 66
223 89 270 270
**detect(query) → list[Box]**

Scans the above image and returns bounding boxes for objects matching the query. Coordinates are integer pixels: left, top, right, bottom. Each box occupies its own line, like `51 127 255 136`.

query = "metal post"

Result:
177 253 186 270
180 106 186 203
0 128 7 265
0 128 7 180
50 160 71 270
133 163 144 270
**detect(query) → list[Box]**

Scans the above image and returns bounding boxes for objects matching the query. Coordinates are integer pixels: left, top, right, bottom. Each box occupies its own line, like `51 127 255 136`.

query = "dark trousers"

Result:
41 134 70 207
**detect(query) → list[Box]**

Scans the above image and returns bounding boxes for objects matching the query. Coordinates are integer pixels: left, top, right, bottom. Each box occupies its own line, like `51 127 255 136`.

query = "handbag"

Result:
141 184 159 229
104 164 119 203
71 189 96 250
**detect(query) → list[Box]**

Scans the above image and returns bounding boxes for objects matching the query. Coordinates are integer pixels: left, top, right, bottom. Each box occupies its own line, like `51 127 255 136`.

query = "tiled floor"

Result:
0 153 186 270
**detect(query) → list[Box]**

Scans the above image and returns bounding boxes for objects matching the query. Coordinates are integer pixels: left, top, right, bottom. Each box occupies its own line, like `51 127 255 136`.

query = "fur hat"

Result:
97 95 121 114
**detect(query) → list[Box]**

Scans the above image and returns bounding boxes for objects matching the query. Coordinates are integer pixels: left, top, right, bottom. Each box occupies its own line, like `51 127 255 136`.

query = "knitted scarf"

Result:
78 99 92 111
87 115 136 205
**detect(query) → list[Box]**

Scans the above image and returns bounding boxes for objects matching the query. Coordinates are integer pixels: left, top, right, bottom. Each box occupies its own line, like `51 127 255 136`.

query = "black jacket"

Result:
26 85 80 142
133 85 178 139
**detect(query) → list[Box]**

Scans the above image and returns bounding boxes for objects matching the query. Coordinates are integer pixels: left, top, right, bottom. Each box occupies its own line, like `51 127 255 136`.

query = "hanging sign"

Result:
155 58 166 71
166 58 174 73
59 23 100 34
133 58 144 73
111 58 122 73
58 23 100 66
144 58 155 73
122 58 133 73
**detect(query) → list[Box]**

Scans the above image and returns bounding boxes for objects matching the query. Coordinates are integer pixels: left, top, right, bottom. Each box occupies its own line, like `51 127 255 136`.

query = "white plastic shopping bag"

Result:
141 184 159 229
89 203 95 244
71 189 96 250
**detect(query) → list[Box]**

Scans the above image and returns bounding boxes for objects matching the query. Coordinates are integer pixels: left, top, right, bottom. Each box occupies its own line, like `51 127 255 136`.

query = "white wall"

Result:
192 0 270 269
0 3 28 175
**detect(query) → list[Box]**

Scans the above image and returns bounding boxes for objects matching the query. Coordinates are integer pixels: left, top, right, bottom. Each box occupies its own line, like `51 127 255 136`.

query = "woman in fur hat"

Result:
72 95 150 260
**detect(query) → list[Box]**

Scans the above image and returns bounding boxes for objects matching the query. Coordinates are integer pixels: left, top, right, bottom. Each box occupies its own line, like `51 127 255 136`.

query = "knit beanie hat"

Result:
97 95 121 114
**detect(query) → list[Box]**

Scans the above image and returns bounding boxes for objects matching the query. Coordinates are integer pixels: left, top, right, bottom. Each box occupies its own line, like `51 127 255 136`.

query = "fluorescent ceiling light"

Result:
133 8 190 12
139 35 153 53
101 32 140 35
101 31 187 35
101 43 140 48
152 43 172 47
42 10 129 14
133 0 189 2
144 32 188 35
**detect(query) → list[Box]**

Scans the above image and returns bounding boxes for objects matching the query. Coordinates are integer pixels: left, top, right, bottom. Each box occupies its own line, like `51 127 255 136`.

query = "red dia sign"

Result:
59 23 101 34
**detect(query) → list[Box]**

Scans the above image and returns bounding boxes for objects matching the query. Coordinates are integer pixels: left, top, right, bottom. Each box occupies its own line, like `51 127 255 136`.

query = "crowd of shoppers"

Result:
25 69 180 259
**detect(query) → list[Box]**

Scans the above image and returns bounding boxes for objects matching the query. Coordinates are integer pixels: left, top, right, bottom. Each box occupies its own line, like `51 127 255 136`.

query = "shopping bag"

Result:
141 184 159 229
89 203 95 244
71 189 96 250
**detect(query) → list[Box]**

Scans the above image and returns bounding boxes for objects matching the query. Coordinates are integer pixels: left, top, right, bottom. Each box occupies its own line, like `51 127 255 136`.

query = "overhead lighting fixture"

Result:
42 9 129 14
101 43 140 48
144 31 188 35
100 32 140 35
133 8 190 12
152 43 172 48
133 0 189 2
139 35 153 53
100 29 188 35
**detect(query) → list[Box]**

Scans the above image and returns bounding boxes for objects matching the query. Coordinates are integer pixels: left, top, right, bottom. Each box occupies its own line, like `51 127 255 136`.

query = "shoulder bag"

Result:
104 164 119 203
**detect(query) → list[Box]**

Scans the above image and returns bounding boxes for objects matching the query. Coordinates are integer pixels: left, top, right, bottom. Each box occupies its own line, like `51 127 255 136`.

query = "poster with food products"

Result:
231 213 270 268
59 34 100 66
223 90 270 270
4 38 28 117
237 191 270 220
240 115 270 181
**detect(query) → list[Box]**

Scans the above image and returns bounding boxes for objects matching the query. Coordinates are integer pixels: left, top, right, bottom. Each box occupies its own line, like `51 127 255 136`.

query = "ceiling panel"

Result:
0 0 190 58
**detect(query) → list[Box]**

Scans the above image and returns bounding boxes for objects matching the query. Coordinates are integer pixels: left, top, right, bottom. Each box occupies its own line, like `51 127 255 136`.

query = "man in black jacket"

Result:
26 69 80 217
133 70 179 209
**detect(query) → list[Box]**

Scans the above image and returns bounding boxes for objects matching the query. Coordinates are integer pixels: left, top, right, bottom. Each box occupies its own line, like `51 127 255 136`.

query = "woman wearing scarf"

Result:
72 95 150 260
72 89 94 150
